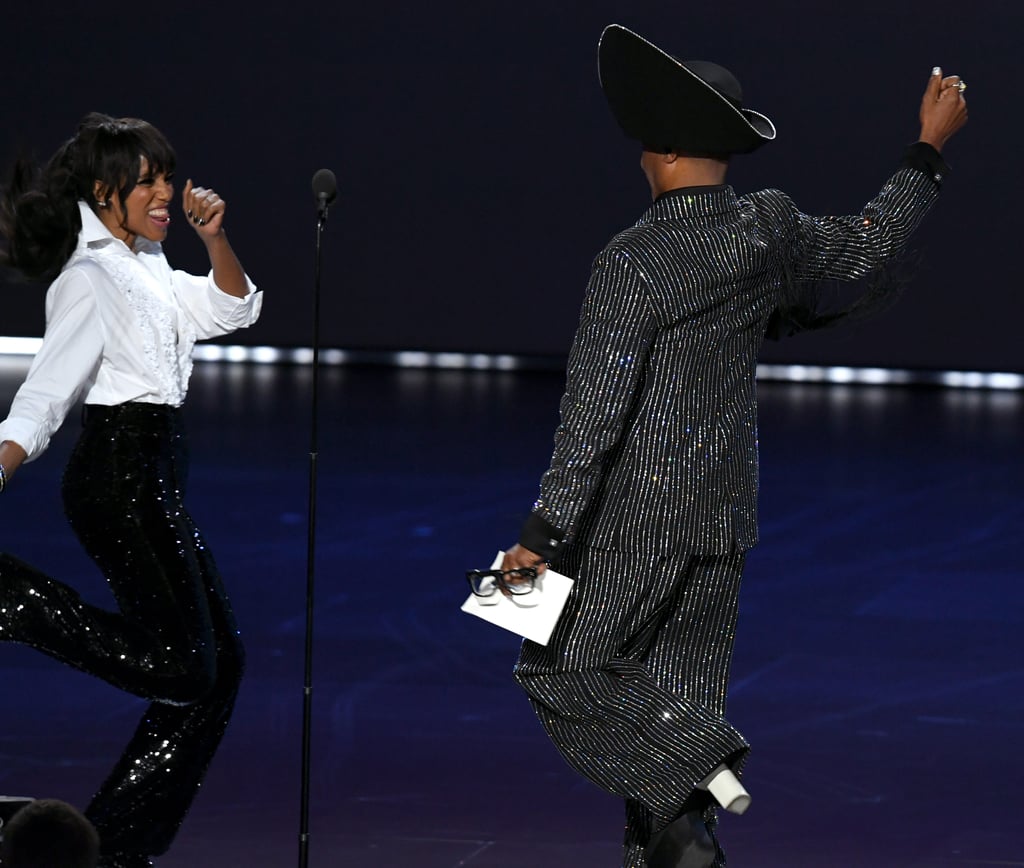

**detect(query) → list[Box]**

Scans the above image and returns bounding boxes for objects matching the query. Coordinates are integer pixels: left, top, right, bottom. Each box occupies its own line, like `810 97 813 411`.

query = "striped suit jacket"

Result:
522 161 942 558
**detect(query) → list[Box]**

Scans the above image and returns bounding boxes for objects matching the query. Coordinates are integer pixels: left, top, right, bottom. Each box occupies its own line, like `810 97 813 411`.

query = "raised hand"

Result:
182 179 227 239
919 67 968 153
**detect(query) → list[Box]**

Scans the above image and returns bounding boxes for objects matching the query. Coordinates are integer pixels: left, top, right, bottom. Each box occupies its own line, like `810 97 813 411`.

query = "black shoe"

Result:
644 810 717 868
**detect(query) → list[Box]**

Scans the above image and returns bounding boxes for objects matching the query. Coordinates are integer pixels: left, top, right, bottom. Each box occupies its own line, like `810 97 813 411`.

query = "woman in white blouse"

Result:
0 113 262 868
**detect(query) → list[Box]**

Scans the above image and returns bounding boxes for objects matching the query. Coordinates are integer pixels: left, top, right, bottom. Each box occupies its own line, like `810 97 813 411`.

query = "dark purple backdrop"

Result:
1 0 1014 370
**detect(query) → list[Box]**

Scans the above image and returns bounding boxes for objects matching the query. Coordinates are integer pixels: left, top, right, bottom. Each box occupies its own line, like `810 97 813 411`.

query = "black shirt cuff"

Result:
902 141 950 188
518 511 567 561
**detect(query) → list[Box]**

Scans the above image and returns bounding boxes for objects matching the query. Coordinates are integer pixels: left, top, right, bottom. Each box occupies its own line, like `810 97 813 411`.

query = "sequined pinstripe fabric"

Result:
516 546 746 866
0 403 243 861
516 166 941 866
533 168 939 555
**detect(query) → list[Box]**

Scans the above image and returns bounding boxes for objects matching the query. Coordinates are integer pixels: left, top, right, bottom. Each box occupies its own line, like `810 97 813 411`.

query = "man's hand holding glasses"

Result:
465 566 539 599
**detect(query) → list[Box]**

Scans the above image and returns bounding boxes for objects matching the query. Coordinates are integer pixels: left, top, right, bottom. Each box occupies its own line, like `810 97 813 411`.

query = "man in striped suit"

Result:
500 24 967 868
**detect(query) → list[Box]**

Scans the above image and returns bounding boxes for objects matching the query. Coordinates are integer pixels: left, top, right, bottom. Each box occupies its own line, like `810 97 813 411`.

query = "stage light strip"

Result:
755 363 1024 390
0 337 1021 389
0 337 44 355
190 346 528 370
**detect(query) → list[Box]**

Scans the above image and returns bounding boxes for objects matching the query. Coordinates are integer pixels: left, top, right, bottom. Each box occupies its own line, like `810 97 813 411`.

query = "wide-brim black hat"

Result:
598 24 776 155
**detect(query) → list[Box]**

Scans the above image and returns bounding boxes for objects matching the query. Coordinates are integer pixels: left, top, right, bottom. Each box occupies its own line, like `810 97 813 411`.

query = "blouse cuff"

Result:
208 272 263 326
0 419 43 464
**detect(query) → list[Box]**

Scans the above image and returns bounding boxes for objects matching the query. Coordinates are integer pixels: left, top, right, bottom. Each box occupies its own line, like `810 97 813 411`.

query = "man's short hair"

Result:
0 799 100 868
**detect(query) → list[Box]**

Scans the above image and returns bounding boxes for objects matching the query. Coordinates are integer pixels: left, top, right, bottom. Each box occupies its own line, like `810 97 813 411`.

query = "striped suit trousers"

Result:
514 544 748 867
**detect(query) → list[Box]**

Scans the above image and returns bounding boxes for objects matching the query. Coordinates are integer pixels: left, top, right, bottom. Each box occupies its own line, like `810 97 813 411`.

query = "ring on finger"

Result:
957 80 967 93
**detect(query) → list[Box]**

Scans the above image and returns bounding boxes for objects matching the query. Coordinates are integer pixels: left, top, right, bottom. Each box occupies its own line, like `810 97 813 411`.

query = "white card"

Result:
461 551 574 646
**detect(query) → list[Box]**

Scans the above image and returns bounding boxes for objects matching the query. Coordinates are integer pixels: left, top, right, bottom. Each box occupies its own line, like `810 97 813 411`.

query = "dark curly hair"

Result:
0 112 176 282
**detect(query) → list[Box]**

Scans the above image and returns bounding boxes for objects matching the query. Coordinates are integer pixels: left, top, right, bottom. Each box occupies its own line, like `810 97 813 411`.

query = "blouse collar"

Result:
75 201 161 256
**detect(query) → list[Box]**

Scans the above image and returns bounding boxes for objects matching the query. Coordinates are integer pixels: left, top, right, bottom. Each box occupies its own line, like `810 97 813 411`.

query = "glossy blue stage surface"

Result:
1 359 1021 868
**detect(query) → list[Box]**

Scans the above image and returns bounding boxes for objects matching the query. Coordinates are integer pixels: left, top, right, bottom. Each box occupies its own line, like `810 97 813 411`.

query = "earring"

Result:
96 200 109 208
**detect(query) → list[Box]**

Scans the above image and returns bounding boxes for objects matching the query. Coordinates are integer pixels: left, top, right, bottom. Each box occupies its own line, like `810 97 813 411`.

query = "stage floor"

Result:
1 359 1021 867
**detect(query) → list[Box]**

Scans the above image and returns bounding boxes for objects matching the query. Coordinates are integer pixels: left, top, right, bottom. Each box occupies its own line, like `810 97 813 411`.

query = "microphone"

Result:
311 168 337 220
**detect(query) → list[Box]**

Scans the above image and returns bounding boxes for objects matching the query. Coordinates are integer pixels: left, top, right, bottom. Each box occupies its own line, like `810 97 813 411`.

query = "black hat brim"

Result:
598 24 776 155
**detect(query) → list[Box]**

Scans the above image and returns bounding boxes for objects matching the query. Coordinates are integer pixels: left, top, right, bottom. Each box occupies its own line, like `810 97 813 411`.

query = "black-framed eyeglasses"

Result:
465 567 538 597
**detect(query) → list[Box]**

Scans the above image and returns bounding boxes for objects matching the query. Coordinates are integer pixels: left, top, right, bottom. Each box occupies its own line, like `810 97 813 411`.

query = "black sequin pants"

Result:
514 545 749 868
0 403 244 859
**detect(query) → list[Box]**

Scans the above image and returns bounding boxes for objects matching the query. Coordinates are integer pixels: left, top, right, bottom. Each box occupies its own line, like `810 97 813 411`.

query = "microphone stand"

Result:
298 179 334 868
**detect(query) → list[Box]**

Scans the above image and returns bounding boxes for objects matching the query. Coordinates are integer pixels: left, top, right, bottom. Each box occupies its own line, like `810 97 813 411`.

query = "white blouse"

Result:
0 202 262 462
